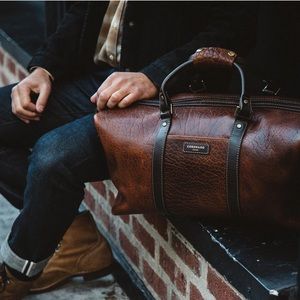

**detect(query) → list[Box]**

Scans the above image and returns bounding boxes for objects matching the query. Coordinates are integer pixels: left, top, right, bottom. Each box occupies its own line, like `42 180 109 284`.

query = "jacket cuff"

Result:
140 63 171 89
29 66 54 82
27 55 66 81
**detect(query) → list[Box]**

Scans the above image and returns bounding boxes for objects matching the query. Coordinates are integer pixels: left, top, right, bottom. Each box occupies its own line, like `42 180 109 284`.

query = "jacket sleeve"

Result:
140 3 258 88
27 2 89 80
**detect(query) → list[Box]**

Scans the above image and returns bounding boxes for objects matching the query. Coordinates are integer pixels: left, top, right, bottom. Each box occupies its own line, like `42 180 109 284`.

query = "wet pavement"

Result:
0 195 129 300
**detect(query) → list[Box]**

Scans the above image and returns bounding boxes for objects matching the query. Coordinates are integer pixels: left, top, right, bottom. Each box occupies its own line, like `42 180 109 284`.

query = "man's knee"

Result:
28 131 69 178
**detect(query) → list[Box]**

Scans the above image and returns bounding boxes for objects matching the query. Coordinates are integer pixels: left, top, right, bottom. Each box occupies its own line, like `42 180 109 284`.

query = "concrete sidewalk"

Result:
0 195 129 300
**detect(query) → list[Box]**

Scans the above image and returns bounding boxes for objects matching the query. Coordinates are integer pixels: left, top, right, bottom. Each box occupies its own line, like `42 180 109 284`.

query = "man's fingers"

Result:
96 90 108 110
17 86 37 112
96 87 117 110
93 72 158 110
11 100 29 124
21 99 37 113
106 89 130 109
19 116 40 123
10 67 52 121
19 117 30 124
14 105 41 120
12 93 40 120
11 84 41 122
36 83 51 113
91 75 114 103
118 93 139 108
90 93 97 103
96 81 129 109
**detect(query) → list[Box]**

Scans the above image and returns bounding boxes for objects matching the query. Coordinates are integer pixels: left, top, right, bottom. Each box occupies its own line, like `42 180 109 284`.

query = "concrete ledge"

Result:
171 218 298 299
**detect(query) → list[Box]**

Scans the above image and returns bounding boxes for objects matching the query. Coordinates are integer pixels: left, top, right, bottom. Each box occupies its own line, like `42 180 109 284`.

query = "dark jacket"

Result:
28 1 257 87
246 2 300 97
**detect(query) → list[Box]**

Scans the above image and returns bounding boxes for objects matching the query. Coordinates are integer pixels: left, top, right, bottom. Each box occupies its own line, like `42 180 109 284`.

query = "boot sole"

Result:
29 263 115 294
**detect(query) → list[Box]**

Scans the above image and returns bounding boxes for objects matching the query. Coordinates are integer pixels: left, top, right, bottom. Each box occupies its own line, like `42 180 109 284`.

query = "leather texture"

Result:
30 211 113 293
94 48 300 230
192 47 237 68
95 99 300 230
0 264 33 300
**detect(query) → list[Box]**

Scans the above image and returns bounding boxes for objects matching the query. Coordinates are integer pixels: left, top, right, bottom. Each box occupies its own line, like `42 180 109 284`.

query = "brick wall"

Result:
84 182 245 300
0 44 245 300
0 47 28 86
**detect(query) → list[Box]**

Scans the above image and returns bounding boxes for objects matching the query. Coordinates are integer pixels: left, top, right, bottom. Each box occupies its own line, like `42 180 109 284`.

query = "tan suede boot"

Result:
0 263 33 300
30 211 113 293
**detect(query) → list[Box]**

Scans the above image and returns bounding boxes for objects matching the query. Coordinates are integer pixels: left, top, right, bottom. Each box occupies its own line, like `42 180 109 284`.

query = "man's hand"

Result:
90 72 158 110
11 68 52 123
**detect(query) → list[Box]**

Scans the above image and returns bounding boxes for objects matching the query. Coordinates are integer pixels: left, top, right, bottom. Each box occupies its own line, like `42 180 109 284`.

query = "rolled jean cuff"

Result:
0 235 50 277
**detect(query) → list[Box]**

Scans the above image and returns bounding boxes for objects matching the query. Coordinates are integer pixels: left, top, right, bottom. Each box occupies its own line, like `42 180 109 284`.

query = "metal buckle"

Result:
262 80 281 96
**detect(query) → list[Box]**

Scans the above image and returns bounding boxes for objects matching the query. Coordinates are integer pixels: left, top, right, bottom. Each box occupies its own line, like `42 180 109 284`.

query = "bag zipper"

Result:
138 95 300 113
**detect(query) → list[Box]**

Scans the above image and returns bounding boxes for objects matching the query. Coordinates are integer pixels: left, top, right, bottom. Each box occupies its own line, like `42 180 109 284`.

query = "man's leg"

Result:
0 67 115 293
2 114 110 273
0 67 115 209
0 84 37 209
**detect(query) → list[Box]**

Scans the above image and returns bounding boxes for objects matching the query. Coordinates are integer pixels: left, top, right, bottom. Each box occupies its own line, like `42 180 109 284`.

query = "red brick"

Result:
160 246 175 279
119 230 139 267
119 214 130 224
171 234 201 276
207 266 242 300
175 269 187 295
17 68 27 80
143 259 167 300
190 283 204 300
108 190 116 206
1 73 9 86
6 56 16 74
107 218 117 239
171 291 180 300
84 189 116 238
84 189 96 212
91 182 107 198
159 247 186 295
144 214 168 240
0 48 4 65
95 201 110 229
133 217 155 257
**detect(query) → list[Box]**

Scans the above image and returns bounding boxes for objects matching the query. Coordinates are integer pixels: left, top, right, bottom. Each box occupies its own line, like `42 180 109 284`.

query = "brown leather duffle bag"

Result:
94 47 300 230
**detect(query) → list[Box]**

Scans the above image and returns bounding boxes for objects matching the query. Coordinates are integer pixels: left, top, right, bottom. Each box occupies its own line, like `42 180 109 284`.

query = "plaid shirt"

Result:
94 1 127 67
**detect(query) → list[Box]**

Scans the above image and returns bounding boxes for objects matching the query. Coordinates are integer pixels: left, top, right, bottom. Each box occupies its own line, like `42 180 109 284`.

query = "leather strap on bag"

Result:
226 119 248 217
152 117 171 214
153 47 252 217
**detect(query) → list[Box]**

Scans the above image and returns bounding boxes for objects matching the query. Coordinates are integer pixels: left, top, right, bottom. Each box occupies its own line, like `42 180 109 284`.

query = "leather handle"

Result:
192 47 237 68
159 47 252 120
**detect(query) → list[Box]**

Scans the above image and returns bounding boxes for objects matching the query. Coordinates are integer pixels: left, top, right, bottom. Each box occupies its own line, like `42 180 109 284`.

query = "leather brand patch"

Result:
183 142 209 154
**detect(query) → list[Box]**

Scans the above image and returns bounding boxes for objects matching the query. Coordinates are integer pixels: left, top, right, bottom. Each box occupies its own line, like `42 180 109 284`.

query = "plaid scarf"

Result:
94 1 127 67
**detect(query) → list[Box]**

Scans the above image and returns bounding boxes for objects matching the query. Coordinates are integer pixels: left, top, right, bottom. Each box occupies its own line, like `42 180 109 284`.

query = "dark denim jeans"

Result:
0 67 114 276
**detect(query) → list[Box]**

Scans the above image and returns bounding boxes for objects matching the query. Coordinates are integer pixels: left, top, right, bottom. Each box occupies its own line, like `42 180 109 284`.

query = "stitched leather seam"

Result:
234 122 247 214
225 126 234 215
226 119 247 217
152 123 161 211
160 120 170 214
152 119 171 215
